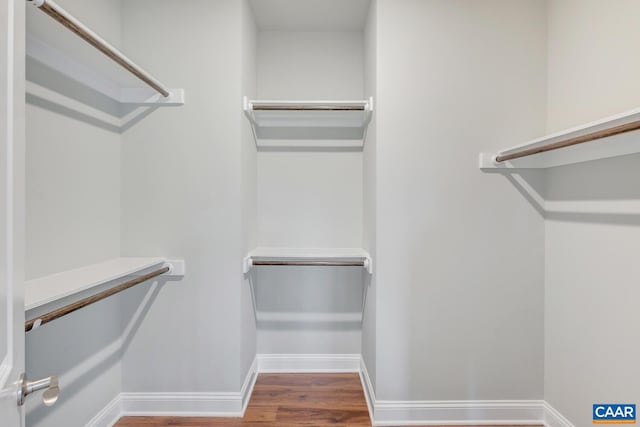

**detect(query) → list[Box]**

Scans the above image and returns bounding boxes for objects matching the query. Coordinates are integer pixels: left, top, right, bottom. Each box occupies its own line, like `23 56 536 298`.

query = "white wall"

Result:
373 0 547 401
256 31 364 100
254 31 365 355
25 0 121 281
255 31 364 251
545 1 640 425
25 1 124 425
120 0 252 394
27 1 258 425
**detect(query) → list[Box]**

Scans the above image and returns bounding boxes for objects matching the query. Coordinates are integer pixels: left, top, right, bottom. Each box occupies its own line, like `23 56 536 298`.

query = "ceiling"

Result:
249 0 372 31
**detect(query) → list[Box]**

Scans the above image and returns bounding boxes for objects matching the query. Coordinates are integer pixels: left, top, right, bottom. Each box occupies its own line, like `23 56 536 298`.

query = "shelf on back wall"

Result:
26 0 184 107
479 106 640 169
243 247 373 274
24 257 185 318
243 97 374 149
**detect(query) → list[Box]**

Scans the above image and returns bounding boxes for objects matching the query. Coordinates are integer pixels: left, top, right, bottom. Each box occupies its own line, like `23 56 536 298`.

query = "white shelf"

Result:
256 312 363 323
26 4 184 106
24 257 182 312
243 97 374 149
479 107 640 169
243 247 372 274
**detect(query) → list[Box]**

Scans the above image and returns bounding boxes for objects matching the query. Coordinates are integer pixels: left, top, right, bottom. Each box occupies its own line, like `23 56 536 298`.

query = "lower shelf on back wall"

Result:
243 247 373 274
255 311 363 323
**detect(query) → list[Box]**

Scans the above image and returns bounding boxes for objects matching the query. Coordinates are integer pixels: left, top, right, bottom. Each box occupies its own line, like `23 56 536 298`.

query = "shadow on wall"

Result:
252 266 364 331
484 153 640 225
544 153 640 226
482 168 546 218
26 57 160 133
25 279 165 426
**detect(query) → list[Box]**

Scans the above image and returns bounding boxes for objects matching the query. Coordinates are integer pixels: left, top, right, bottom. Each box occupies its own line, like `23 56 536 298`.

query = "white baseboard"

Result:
88 355 576 427
88 358 257 424
359 358 375 418
372 400 545 426
119 391 243 417
256 353 361 373
240 357 259 415
360 359 548 426
85 395 122 427
544 402 576 427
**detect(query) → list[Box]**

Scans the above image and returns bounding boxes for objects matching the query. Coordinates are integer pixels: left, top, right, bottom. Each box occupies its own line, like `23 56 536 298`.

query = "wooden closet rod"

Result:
251 260 365 267
26 0 171 97
495 118 640 162
25 266 170 332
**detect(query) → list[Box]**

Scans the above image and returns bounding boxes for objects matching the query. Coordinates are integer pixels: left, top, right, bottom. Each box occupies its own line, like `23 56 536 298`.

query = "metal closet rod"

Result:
251 104 365 111
495 118 640 162
251 260 366 267
25 266 170 332
27 0 170 97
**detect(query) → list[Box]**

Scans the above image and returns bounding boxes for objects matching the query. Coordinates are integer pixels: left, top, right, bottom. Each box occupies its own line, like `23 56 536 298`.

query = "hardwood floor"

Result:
115 373 542 427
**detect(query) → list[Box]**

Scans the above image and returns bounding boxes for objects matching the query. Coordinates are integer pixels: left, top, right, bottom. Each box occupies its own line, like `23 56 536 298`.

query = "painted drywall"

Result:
256 31 364 100
249 0 370 32
25 0 124 426
254 31 365 355
545 1 640 425
120 0 251 394
255 266 363 354
374 0 546 401
361 0 377 390
25 0 121 281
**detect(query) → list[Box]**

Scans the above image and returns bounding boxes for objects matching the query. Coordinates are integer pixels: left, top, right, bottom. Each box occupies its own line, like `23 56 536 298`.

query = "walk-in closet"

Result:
1 1 638 426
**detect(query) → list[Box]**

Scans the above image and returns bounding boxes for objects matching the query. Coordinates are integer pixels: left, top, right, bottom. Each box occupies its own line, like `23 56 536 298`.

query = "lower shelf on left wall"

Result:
25 257 185 315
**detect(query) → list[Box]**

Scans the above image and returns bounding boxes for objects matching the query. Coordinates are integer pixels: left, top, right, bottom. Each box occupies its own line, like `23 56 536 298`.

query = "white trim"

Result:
0 355 10 389
120 392 243 417
359 358 546 426
240 357 258 415
372 401 544 426
120 357 257 418
359 358 375 418
87 356 577 427
544 402 575 427
1 0 16 392
85 395 121 427
257 353 361 373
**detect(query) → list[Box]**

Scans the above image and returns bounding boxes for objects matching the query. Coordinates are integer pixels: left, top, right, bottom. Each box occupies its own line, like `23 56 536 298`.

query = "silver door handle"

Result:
17 373 60 406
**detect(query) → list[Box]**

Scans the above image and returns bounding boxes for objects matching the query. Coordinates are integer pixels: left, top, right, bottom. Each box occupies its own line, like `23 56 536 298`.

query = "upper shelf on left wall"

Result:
25 0 184 106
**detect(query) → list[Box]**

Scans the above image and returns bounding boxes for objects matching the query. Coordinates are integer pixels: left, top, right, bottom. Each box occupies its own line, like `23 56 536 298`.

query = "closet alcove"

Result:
242 0 375 367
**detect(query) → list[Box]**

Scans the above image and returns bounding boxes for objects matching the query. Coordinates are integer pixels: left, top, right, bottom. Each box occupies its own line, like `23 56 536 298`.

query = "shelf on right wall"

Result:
479 106 640 169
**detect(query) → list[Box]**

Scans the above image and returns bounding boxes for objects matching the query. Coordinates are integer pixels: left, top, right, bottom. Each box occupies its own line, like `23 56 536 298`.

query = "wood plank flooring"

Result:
115 373 542 427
